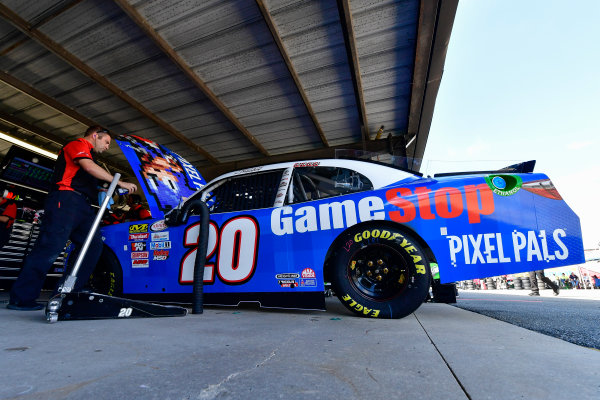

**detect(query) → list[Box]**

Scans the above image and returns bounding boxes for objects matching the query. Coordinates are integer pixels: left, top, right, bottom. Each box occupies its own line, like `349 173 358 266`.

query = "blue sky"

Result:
423 0 600 249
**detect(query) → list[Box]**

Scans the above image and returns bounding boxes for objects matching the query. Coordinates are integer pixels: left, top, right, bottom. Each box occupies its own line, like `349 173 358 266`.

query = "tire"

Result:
330 225 431 319
87 247 123 296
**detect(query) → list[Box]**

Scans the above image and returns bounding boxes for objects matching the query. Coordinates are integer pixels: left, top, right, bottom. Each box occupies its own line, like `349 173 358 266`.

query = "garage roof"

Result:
0 0 457 179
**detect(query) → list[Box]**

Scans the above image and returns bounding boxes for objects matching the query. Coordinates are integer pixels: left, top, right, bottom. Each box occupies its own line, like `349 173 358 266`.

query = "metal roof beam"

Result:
113 0 270 157
1 1 85 57
407 0 458 164
0 70 97 127
0 110 131 174
255 0 329 148
0 110 65 146
336 0 370 145
0 2 219 165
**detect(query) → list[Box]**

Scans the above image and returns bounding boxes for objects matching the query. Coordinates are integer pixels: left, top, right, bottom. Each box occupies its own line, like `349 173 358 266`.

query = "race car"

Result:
88 154 585 319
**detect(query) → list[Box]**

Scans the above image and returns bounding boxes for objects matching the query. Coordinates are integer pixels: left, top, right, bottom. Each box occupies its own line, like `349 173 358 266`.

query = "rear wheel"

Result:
330 225 431 319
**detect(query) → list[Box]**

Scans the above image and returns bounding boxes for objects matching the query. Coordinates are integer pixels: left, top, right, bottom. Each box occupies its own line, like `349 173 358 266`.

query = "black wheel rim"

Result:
88 267 112 294
347 244 410 301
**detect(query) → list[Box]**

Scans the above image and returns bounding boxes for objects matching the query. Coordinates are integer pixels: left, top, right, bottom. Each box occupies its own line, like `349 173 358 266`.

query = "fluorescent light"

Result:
0 131 58 159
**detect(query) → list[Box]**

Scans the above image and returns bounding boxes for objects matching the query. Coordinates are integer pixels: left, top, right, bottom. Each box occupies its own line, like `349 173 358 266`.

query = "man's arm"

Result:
78 158 137 193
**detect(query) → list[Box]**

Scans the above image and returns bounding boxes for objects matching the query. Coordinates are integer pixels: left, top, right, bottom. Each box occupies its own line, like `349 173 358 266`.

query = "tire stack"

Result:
513 277 522 290
521 276 531 290
486 278 495 290
466 280 474 290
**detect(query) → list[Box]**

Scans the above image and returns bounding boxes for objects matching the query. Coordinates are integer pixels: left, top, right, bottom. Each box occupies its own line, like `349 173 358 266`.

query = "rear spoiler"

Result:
433 160 536 178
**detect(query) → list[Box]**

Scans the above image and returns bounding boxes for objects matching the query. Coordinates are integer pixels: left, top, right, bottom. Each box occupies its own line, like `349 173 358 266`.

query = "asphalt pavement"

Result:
454 288 600 350
1 291 599 400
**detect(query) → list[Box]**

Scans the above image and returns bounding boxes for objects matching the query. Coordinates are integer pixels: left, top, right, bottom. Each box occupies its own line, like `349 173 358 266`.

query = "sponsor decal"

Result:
445 228 569 267
294 162 320 167
301 268 316 279
341 294 380 317
131 251 149 259
278 279 298 288
386 184 495 224
129 223 148 233
150 220 167 232
150 241 171 250
275 273 300 279
353 229 426 274
271 196 385 236
234 166 263 175
129 233 149 241
132 259 149 268
300 278 317 287
485 175 522 196
153 250 169 261
151 231 169 241
130 242 147 252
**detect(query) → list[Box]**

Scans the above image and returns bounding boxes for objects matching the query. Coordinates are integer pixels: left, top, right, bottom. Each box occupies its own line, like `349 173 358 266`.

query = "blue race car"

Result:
91 158 584 319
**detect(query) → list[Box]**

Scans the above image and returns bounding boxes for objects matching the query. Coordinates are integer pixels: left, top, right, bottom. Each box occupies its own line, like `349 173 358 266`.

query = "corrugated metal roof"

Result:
0 0 457 179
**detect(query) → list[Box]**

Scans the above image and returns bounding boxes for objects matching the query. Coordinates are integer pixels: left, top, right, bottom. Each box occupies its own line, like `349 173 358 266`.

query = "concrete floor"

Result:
1 294 599 400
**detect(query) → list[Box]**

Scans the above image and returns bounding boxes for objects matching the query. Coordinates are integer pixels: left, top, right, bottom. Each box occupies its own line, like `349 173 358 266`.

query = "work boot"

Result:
7 301 45 311
553 286 560 296
528 291 540 296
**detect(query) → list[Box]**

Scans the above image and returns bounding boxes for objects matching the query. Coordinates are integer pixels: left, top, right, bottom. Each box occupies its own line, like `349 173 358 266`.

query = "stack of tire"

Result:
521 276 531 291
513 277 523 290
466 280 474 290
486 278 495 290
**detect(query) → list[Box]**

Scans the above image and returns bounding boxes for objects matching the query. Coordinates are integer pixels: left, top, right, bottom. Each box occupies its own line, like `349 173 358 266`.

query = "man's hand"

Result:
119 181 137 194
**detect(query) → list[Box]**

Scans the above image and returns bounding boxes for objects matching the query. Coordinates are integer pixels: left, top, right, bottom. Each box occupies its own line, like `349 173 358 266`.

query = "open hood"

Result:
116 135 206 219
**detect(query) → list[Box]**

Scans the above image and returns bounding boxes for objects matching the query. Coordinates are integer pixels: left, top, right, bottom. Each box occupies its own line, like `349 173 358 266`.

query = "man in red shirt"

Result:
8 126 137 311
0 189 17 249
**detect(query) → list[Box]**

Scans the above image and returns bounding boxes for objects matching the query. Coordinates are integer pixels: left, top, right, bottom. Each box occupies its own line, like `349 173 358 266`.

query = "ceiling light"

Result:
0 131 58 160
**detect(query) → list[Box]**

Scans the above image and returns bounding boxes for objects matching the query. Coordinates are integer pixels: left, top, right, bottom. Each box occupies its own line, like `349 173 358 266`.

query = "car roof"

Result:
206 159 420 190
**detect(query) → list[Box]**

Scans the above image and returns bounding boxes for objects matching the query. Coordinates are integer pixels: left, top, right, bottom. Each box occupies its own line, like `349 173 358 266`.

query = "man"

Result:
528 269 560 296
8 126 137 311
0 188 17 249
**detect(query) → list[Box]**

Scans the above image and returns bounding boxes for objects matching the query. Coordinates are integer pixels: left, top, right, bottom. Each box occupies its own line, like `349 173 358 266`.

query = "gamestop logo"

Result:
301 268 315 278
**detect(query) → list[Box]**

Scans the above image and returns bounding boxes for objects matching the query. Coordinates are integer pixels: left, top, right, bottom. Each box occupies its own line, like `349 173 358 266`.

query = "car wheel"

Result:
88 248 123 296
330 225 431 319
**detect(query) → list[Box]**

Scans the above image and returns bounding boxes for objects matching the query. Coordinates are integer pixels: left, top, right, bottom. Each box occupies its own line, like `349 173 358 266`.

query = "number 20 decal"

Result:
179 216 259 285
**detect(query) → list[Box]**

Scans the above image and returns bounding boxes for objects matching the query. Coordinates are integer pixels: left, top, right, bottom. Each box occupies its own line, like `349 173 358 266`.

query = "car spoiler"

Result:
433 160 536 178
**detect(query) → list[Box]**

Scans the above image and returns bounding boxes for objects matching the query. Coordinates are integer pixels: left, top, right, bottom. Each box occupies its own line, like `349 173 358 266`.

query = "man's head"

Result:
85 126 112 153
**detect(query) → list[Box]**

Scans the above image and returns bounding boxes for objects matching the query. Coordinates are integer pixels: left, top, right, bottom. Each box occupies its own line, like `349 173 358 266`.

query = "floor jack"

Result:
46 174 187 323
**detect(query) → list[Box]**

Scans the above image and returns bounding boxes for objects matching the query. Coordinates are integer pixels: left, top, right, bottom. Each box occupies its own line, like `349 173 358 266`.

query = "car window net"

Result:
209 170 284 212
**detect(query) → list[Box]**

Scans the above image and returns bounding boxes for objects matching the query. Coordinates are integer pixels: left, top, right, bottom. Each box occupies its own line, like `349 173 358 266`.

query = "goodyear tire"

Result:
330 225 431 319
88 247 123 296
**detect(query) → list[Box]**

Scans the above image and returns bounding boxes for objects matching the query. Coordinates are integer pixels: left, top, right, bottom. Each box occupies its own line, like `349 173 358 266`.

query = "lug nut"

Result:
376 275 382 281
383 268 389 274
367 271 373 277
377 259 383 265
367 261 373 267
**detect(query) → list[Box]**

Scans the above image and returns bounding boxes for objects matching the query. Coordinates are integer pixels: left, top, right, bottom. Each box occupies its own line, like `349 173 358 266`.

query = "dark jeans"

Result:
528 270 558 293
10 191 103 304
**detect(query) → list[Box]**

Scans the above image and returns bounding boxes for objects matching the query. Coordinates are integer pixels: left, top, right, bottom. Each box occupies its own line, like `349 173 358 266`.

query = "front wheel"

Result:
87 248 123 296
330 225 431 319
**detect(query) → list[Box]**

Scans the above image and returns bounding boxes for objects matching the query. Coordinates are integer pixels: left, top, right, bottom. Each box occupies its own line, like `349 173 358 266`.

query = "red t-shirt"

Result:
52 138 97 199
0 198 17 229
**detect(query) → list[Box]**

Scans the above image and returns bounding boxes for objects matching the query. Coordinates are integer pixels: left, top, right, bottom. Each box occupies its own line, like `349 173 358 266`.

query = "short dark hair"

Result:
85 125 111 138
